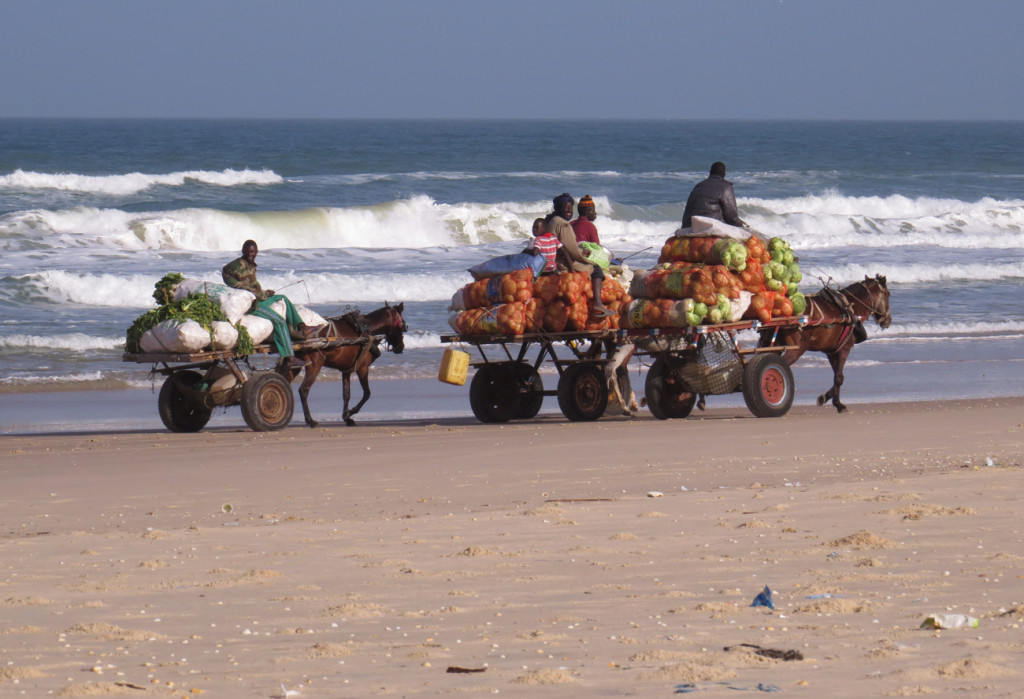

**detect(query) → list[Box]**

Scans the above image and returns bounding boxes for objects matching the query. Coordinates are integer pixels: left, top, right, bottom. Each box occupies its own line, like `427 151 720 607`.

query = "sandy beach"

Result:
2 398 1023 697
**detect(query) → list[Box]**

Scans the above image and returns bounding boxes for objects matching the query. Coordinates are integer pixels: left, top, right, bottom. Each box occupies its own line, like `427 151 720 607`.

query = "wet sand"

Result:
2 398 1023 697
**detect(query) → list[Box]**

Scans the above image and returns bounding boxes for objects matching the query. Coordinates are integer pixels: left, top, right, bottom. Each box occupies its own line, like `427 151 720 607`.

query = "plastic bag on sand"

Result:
238 314 274 345
173 278 256 324
139 319 210 354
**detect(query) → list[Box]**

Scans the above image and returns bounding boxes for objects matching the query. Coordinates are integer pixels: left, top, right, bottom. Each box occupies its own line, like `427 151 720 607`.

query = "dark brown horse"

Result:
760 275 891 413
293 302 406 427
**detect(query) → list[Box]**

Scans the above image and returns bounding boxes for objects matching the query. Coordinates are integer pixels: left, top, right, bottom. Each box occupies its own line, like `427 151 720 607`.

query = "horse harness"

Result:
806 286 868 345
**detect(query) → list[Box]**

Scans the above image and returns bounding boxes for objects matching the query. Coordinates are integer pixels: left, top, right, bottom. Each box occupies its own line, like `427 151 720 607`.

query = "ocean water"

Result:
2 119 1022 432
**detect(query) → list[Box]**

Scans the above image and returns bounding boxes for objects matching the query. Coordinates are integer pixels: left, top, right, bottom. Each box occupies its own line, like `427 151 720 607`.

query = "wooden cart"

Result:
441 315 817 423
123 335 369 432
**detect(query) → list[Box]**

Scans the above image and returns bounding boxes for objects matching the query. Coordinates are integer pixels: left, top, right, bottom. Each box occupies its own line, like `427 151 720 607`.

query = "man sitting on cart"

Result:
547 194 614 317
222 239 315 368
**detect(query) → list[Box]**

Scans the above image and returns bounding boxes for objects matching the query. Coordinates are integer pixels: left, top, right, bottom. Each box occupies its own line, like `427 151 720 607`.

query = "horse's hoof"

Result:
344 418 356 427
306 420 319 429
816 395 826 406
836 405 848 414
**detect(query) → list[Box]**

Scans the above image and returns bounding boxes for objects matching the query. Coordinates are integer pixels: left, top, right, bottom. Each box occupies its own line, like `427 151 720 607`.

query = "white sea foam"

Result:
15 270 159 307
806 261 1024 285
0 333 123 351
3 192 1021 255
0 168 282 196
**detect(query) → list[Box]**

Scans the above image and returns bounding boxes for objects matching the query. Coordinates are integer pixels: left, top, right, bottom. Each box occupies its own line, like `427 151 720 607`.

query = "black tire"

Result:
515 365 544 420
644 357 697 420
741 353 795 418
239 371 294 431
557 363 608 422
158 370 212 433
469 364 520 423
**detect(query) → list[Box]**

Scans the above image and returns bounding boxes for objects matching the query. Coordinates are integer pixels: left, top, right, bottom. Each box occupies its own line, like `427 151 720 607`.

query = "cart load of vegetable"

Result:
658 235 749 272
126 273 256 354
449 268 630 336
630 263 742 305
453 301 527 336
633 232 807 326
450 268 534 310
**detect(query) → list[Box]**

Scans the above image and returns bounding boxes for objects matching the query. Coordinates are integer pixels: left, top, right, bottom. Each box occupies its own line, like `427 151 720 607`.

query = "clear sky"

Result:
4 0 1022 120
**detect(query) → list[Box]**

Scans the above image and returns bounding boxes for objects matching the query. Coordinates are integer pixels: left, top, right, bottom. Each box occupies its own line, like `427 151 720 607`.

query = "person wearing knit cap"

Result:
546 193 614 317
571 194 600 244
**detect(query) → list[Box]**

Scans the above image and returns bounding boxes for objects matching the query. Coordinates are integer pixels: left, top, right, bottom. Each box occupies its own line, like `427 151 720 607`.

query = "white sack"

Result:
730 291 753 322
139 319 210 354
238 314 274 345
173 278 256 324
209 321 238 350
267 299 328 328
673 216 748 239
448 288 467 312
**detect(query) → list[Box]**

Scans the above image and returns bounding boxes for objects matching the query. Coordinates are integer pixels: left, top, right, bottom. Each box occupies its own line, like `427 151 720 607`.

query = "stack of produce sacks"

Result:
126 274 327 354
623 225 805 329
448 268 631 336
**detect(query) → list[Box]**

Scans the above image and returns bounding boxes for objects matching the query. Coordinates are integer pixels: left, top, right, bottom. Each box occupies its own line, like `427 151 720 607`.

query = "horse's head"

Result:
372 301 407 355
862 274 892 329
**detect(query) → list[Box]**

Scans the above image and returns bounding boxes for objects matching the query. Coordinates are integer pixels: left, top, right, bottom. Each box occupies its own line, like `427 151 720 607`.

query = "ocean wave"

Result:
0 332 123 351
9 268 466 308
806 260 1024 285
3 192 1021 254
0 168 282 196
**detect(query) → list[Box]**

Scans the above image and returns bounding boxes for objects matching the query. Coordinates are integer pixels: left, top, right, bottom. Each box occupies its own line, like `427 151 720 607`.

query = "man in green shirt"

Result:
223 240 314 367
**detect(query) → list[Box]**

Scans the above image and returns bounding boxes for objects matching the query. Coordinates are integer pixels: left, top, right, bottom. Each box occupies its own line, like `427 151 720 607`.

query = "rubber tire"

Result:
158 370 213 433
644 357 697 420
239 371 294 431
741 353 795 418
515 365 544 420
469 364 520 423
557 363 608 422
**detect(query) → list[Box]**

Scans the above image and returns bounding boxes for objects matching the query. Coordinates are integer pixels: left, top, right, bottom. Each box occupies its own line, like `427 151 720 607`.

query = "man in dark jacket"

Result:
682 161 749 229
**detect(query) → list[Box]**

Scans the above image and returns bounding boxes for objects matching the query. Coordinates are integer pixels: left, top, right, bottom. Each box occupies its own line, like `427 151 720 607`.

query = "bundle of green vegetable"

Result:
681 298 708 327
705 293 733 325
126 273 253 354
765 237 803 297
711 237 748 272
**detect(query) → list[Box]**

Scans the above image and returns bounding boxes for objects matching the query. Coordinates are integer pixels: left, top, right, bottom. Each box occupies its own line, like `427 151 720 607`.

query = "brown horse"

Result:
760 275 891 413
293 302 406 427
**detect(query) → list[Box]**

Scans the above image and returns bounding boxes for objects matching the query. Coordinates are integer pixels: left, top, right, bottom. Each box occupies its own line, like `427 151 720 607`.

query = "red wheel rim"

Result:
761 368 788 406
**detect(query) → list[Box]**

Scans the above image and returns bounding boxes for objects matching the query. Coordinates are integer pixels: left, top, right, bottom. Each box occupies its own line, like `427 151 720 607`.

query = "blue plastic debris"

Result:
750 585 774 609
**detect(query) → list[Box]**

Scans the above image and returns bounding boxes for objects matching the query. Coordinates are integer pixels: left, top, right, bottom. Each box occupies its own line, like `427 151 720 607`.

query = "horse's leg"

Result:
340 369 355 426
344 361 373 426
818 347 850 413
296 357 324 428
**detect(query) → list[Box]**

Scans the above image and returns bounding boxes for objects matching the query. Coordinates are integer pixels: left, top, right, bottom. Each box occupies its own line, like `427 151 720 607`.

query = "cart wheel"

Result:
742 353 794 418
644 357 697 420
240 371 294 431
515 364 544 420
158 370 213 433
557 363 608 422
469 364 520 423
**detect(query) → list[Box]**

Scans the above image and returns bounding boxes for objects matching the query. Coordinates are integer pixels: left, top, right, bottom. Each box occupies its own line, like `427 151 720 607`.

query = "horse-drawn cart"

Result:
123 335 371 433
440 315 817 424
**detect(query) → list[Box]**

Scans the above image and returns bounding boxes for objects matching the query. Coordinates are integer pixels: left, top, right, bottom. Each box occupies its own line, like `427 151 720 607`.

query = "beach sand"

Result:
2 398 1023 697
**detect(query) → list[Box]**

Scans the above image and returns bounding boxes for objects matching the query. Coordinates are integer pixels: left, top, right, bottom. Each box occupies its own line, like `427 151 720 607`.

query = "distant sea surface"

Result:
2 119 1022 432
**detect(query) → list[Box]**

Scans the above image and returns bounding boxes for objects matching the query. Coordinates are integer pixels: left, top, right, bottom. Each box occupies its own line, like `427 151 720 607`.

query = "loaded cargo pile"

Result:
448 267 631 336
622 218 806 330
125 273 325 355
447 219 807 338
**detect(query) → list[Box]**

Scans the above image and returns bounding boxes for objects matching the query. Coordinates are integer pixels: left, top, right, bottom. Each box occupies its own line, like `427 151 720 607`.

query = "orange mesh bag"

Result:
542 300 569 332
533 274 560 304
524 298 544 333
743 291 776 324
